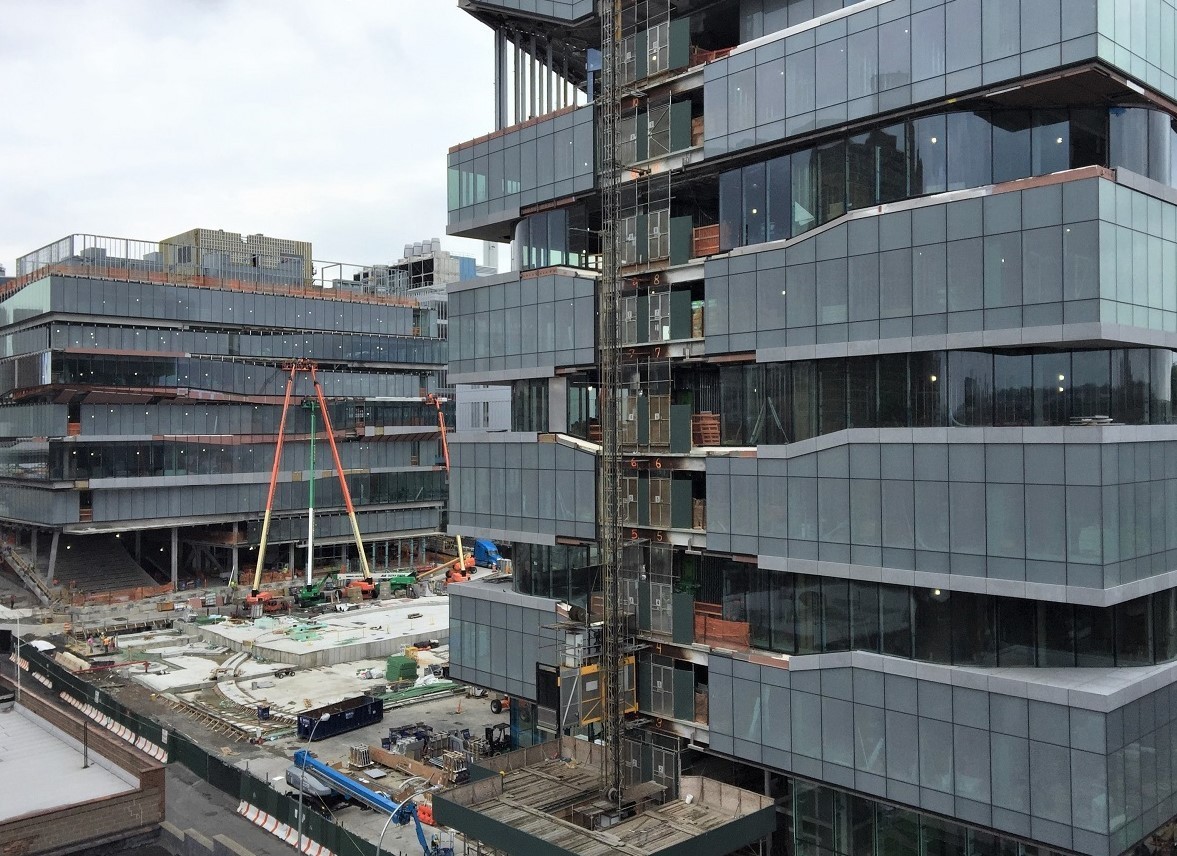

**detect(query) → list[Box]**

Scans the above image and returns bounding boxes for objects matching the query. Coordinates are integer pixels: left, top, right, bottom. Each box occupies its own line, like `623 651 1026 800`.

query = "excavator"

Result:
241 360 376 615
293 571 338 609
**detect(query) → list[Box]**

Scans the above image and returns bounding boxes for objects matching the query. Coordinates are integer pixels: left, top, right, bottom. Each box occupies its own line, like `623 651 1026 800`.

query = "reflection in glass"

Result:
1032 109 1070 175
947 111 992 190
880 584 912 658
909 115 947 195
1032 351 1069 426
912 588 952 663
997 598 1035 666
947 351 993 427
952 594 996 666
991 110 1033 183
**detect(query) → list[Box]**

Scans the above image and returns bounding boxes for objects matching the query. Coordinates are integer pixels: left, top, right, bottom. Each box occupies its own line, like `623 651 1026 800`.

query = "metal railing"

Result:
6 233 426 311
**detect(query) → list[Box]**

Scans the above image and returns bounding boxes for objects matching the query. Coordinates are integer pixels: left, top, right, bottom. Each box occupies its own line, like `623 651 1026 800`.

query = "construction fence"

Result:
14 643 387 856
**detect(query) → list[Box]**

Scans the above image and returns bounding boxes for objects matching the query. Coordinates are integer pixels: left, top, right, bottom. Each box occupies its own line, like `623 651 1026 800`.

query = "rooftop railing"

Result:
6 233 424 309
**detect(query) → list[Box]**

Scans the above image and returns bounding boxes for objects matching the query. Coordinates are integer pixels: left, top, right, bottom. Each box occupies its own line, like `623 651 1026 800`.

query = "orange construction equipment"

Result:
423 394 473 585
246 360 373 604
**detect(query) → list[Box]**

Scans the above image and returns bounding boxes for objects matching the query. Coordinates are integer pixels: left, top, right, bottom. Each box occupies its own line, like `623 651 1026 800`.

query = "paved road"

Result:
164 763 296 856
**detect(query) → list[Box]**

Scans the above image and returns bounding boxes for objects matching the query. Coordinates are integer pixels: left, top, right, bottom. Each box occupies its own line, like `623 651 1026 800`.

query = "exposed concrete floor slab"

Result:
194 597 449 667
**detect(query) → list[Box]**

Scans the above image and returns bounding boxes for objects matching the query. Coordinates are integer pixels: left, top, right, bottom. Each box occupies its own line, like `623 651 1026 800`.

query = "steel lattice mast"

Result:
597 0 626 804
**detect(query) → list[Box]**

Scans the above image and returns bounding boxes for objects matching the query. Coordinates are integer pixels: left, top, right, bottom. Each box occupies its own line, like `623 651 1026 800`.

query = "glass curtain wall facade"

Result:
445 2 1177 855
0 233 449 583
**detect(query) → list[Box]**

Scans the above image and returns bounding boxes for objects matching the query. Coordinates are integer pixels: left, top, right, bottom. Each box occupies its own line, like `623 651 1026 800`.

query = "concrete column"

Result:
231 523 239 583
46 530 59 584
170 526 178 588
134 529 141 561
513 33 523 125
529 34 538 120
288 542 296 579
30 529 38 565
546 43 554 115
495 29 509 130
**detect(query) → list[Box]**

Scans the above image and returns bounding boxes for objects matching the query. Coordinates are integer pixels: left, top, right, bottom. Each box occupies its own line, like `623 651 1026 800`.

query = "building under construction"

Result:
444 1 1177 855
0 231 449 601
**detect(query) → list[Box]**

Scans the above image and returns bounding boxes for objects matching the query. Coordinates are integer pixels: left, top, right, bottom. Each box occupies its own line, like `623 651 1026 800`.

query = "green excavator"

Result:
294 571 338 609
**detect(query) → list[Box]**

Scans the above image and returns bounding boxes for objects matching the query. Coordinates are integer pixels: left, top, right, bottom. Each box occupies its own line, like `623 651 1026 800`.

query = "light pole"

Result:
14 610 19 703
296 712 330 851
375 790 427 856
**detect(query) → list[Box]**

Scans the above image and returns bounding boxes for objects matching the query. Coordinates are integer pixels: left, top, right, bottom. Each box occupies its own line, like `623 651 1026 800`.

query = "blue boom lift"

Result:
291 750 452 855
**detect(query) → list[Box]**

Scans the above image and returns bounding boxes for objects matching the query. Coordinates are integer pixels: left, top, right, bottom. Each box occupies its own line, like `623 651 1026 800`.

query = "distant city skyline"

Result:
0 1 494 271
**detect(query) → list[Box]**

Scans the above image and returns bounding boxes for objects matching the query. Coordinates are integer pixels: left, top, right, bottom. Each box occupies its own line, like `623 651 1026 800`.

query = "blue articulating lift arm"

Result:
292 751 451 856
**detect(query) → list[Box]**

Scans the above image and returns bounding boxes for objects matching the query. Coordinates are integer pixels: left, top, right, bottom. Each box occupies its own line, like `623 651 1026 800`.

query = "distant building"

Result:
160 228 313 284
0 230 447 591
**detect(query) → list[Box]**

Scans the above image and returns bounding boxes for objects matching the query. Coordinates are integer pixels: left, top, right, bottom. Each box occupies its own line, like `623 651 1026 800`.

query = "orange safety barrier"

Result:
694 602 750 651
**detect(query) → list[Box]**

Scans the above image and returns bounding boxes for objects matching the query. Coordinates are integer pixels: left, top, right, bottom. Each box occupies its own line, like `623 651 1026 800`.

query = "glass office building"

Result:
0 231 448 586
444 2 1177 854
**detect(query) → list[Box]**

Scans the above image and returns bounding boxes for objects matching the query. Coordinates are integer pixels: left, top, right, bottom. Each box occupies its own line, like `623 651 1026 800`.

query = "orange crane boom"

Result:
424 394 471 581
248 360 371 600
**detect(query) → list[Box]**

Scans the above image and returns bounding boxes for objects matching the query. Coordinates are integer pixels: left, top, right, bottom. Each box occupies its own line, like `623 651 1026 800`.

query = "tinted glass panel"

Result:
991 111 1033 183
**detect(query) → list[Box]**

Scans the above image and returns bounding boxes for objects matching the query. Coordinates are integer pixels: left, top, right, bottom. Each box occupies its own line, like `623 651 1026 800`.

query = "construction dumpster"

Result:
296 695 383 741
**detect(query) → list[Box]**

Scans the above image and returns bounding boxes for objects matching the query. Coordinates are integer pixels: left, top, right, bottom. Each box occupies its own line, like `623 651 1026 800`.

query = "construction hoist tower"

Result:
598 0 628 805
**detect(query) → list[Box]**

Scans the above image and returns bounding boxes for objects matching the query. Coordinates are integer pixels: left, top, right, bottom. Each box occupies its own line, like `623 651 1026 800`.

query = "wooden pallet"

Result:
691 412 721 446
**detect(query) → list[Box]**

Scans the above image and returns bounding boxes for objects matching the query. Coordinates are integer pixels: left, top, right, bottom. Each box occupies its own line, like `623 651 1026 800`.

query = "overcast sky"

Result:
0 0 495 273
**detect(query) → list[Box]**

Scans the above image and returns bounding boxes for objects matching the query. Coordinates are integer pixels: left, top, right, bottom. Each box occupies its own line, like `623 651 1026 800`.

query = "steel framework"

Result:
598 0 627 803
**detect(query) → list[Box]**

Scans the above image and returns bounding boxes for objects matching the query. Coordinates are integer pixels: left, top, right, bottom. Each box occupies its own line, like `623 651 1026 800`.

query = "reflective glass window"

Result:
877 354 908 427
991 111 1033 183
755 57 785 125
848 124 907 209
952 593 997 666
719 169 742 252
909 352 946 427
1037 602 1076 667
727 67 756 133
766 155 792 241
822 577 851 651
877 19 911 89
818 359 848 433
1111 348 1151 424
947 351 993 427
912 588 952 664
743 162 767 246
947 111 992 190
1154 589 1177 663
847 359 878 428
1070 107 1108 168
795 575 822 654
1110 107 1150 176
850 580 880 652
880 584 912 658
909 115 947 195
1071 350 1111 419
1035 350 1073 426
910 7 946 82
816 139 847 226
994 353 1032 426
1075 604 1115 666
1032 109 1070 175
792 149 818 236
815 38 847 109
847 28 879 101
1115 598 1152 666
997 598 1036 666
